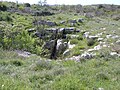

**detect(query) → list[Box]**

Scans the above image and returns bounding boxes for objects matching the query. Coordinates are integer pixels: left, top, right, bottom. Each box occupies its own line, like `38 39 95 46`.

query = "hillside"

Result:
0 1 120 90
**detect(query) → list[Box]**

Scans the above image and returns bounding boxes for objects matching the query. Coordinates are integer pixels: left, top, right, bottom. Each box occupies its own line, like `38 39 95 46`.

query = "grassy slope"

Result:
0 3 120 90
0 50 120 90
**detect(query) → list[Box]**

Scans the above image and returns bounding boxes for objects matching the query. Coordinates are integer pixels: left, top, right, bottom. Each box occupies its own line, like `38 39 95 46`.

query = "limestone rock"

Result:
81 52 93 59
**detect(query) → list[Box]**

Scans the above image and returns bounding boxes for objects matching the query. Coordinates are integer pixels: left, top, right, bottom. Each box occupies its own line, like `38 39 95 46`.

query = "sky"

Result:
1 0 120 5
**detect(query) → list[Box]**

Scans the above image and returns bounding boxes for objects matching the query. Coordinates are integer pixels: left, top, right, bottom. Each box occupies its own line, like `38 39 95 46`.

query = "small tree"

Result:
38 0 47 6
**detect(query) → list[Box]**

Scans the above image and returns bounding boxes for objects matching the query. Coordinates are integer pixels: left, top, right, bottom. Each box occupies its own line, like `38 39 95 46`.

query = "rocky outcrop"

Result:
81 52 95 59
34 20 56 26
44 39 68 54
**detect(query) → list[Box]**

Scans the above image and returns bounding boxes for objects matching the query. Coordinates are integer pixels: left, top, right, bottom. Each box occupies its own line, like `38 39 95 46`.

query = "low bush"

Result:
70 39 79 44
0 3 7 11
0 12 12 22
87 38 96 46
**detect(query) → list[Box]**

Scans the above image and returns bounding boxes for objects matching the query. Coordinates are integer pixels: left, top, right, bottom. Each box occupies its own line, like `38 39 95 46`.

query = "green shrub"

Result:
70 39 79 44
24 3 31 7
1 29 42 55
18 5 25 11
0 12 12 22
10 60 23 66
96 72 109 80
77 35 83 40
0 3 7 11
87 38 96 46
71 46 82 56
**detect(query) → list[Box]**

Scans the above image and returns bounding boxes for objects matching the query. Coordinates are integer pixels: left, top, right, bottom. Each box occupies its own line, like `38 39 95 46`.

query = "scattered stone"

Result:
36 20 56 26
68 41 75 49
16 50 32 57
98 88 104 90
65 55 81 62
59 28 65 32
97 32 103 36
78 18 84 23
111 35 119 39
81 52 93 59
68 19 77 24
102 28 106 30
28 28 35 32
70 35 79 38
34 31 42 38
116 40 120 45
85 12 94 18
89 35 99 39
103 44 107 47
97 38 104 41
83 32 90 38
44 40 54 50
87 49 95 52
106 34 112 38
46 21 56 26
46 28 57 33
94 45 102 50
110 52 118 56
60 21 65 24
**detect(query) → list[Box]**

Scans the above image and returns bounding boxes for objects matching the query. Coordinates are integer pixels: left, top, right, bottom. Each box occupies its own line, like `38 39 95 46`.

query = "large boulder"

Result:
65 27 76 34
68 19 77 24
44 39 68 54
78 18 84 23
57 39 68 54
44 40 55 50
45 21 56 26
34 20 56 27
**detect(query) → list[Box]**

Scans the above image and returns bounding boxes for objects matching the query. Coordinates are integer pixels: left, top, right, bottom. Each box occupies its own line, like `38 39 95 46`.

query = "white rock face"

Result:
87 49 95 52
116 40 120 45
98 38 104 41
94 45 102 50
111 35 119 39
89 35 99 39
83 32 90 38
56 39 63 50
65 55 81 62
103 45 107 47
110 52 117 56
102 28 106 30
98 88 104 90
63 49 70 56
57 39 68 53
70 35 79 38
97 33 103 37
16 50 32 57
106 34 112 38
81 52 93 59
68 41 75 49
